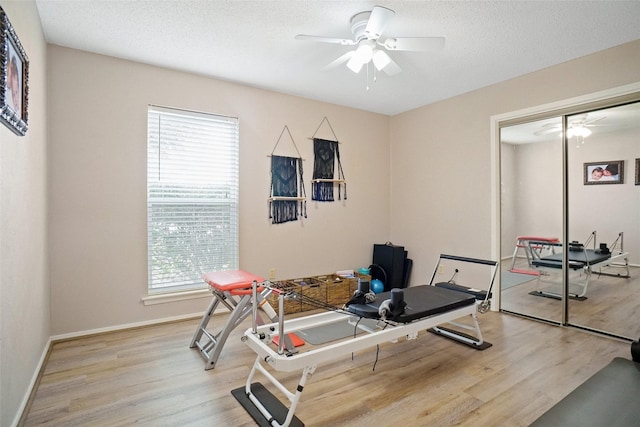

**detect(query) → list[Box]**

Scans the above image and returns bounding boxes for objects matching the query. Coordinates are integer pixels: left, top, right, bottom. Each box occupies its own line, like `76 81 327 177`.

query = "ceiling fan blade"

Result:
569 113 588 123
583 116 606 126
323 51 355 70
295 34 356 46
364 5 395 39
372 50 401 75
534 127 561 136
382 37 445 51
382 59 401 76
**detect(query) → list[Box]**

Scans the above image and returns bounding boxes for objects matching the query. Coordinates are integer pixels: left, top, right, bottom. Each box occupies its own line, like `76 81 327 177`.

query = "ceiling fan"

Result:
295 5 445 76
534 114 607 138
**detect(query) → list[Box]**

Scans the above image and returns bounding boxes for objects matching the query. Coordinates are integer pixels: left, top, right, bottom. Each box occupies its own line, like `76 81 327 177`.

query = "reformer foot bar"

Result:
234 282 490 427
429 254 499 315
190 270 296 370
528 232 630 300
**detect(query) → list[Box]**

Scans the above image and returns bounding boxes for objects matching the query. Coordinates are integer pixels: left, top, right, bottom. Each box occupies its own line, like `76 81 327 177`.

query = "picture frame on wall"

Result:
636 158 640 186
0 6 29 136
583 160 624 185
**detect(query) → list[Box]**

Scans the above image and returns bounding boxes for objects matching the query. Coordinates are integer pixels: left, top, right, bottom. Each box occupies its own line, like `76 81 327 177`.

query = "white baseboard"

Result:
50 312 205 342
11 336 52 427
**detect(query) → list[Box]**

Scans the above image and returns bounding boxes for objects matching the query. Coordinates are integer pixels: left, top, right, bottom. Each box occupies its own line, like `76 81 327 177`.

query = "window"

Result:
147 105 239 294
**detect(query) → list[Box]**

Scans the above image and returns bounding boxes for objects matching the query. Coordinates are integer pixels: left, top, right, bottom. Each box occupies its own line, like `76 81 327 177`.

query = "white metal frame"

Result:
239 299 482 426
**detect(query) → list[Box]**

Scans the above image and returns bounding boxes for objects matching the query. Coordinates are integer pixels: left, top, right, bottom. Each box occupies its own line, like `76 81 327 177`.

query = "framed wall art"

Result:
635 158 639 186
583 160 624 185
0 6 28 136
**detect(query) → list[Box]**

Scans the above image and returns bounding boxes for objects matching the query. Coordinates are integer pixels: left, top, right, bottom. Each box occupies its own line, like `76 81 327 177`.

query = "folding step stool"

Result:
509 236 559 274
190 270 295 370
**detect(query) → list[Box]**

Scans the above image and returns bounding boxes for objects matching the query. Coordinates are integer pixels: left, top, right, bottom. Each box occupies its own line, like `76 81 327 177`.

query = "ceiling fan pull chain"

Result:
366 62 370 91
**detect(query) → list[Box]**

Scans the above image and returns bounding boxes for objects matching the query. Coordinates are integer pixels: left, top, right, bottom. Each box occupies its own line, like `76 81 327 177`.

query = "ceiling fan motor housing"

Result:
350 11 371 41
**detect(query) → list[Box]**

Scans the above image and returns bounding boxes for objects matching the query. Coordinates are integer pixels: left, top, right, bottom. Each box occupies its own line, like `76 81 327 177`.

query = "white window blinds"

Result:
147 105 239 293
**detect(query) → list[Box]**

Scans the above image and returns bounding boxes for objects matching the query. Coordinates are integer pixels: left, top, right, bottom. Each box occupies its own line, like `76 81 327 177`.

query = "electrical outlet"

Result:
269 268 276 280
438 264 444 275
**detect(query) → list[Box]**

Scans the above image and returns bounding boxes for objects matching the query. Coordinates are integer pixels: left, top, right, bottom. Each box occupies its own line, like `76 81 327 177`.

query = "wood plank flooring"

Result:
501 259 640 338
21 307 632 426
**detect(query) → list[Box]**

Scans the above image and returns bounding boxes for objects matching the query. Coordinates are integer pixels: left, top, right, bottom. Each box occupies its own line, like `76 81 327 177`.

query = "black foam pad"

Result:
347 285 475 323
530 358 640 426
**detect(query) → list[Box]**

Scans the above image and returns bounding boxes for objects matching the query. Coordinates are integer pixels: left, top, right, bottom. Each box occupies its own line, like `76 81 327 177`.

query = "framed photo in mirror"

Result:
584 160 624 185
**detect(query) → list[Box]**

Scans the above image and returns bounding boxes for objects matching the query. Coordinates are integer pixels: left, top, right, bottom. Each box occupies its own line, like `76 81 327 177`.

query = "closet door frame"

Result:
490 82 640 328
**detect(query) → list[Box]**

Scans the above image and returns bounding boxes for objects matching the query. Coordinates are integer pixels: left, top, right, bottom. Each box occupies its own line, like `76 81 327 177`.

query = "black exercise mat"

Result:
530 357 640 426
502 271 537 289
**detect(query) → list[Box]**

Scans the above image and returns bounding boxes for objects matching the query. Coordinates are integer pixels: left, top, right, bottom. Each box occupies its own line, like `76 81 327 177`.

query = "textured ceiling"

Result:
35 0 640 116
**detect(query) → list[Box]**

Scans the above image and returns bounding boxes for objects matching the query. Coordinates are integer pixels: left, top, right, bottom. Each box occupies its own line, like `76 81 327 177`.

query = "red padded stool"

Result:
509 236 559 274
190 270 270 370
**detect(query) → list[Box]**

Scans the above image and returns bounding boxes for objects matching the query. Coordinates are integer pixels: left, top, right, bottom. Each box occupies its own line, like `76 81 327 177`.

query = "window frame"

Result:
146 105 239 295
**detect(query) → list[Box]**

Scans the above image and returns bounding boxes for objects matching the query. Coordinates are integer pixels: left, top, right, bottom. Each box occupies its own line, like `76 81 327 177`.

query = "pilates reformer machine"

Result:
528 231 630 300
233 254 498 427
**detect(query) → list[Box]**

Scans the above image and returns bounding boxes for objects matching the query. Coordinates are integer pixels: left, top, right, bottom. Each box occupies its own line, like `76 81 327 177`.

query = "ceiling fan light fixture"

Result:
295 5 445 77
354 41 374 63
567 126 592 138
372 49 391 71
346 54 365 73
346 40 375 73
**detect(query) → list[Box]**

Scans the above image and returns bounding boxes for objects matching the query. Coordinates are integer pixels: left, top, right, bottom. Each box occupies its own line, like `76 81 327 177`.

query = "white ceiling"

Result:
34 0 640 116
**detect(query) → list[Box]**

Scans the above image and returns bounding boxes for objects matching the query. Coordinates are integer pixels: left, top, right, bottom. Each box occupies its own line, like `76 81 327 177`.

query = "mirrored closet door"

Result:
566 102 640 339
500 117 564 323
500 100 640 340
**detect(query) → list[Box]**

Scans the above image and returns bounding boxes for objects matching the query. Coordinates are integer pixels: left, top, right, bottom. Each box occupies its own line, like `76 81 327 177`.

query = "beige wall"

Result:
568 124 640 260
389 40 640 285
503 138 564 253
0 1 48 426
2 5 638 424
47 45 391 336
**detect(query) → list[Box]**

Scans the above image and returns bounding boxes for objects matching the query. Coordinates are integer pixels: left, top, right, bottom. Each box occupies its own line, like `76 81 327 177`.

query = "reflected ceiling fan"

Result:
295 5 445 76
534 114 607 138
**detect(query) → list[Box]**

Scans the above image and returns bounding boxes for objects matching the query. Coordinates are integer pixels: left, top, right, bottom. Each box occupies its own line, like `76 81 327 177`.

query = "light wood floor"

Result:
21 307 631 426
501 258 640 339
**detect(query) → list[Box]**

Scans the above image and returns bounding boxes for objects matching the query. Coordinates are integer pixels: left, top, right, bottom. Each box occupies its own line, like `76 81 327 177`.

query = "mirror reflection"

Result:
500 101 640 340
500 117 563 323
566 102 640 337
